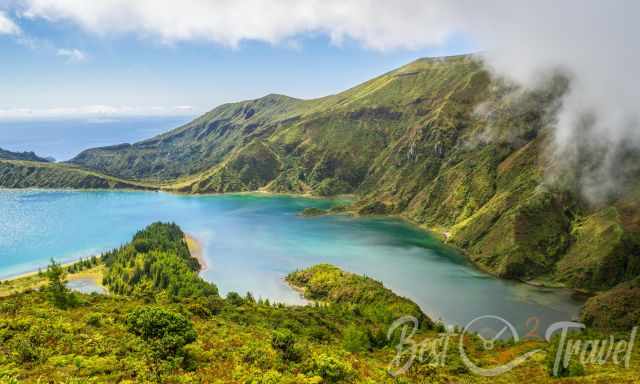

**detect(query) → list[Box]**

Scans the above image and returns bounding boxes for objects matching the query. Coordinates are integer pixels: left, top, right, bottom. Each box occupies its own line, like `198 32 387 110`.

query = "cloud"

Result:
452 1 640 203
9 1 640 201
0 11 21 35
17 0 456 49
56 48 87 62
0 105 199 120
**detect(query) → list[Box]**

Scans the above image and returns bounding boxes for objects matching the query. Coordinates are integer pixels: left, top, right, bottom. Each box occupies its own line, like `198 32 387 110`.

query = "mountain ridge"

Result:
0 147 51 163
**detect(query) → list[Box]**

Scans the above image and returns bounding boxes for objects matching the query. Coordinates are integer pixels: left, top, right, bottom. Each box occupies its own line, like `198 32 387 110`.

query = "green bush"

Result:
85 313 102 327
271 328 300 362
240 342 274 370
307 326 331 343
308 353 354 383
13 336 41 364
546 340 586 377
45 259 78 309
227 292 245 306
342 324 370 352
126 306 197 382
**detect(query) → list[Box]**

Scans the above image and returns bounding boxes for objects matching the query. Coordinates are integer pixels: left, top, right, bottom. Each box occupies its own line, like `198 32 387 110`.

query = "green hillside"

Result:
0 160 154 190
0 148 50 163
69 94 314 182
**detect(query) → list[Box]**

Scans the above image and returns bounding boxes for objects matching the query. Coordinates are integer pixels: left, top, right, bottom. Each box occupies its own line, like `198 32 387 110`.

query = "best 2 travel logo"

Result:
386 315 637 377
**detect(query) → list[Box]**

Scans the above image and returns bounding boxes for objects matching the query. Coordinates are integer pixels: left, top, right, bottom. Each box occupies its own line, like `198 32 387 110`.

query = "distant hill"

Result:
4 55 640 306
0 147 51 162
0 160 155 190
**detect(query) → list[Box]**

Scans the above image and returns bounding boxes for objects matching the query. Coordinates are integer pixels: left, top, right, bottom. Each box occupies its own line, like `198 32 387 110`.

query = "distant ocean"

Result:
0 116 194 161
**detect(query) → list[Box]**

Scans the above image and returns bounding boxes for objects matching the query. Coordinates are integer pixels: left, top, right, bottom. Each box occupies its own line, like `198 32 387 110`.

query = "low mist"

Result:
461 1 640 203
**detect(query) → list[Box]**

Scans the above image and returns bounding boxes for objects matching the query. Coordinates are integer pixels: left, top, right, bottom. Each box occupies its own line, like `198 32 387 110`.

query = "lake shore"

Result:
0 265 105 297
185 233 208 273
1 258 96 282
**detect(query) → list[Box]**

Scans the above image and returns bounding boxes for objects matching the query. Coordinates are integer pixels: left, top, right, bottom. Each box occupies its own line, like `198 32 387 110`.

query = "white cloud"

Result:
17 0 456 50
0 11 21 35
0 105 199 120
56 48 87 62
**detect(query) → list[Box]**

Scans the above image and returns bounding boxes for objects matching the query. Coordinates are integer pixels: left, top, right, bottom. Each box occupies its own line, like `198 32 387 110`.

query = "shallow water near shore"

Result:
0 189 584 334
66 278 106 295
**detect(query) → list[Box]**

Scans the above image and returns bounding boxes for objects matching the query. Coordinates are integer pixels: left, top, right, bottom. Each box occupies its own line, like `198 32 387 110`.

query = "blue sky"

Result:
0 2 476 120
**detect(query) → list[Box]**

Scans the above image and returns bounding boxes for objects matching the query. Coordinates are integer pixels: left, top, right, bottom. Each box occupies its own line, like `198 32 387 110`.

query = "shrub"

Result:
546 340 586 377
240 342 275 370
85 313 102 327
45 259 78 309
245 369 283 384
271 328 300 362
12 336 42 364
308 353 354 383
126 306 197 382
0 303 18 316
188 295 224 319
226 292 244 306
307 326 331 343
342 324 370 352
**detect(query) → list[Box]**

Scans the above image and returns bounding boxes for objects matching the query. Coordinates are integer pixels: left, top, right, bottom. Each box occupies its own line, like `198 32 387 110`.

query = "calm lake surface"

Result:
0 190 583 334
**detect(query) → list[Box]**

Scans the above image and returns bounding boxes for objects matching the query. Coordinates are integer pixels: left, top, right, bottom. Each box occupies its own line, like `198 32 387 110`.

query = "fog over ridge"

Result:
465 1 640 203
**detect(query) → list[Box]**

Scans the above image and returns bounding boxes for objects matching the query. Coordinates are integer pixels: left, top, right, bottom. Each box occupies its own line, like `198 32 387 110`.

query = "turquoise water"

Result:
67 278 107 295
0 190 583 334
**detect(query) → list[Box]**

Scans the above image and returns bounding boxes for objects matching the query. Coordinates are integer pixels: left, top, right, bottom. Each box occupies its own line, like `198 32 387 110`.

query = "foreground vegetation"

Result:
0 223 638 383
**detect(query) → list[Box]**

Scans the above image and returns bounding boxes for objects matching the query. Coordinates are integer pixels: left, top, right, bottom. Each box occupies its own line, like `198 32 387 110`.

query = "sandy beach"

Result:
185 233 208 273
2 258 98 282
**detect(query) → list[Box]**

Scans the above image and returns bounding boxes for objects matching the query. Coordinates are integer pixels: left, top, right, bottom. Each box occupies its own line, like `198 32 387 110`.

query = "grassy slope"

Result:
0 160 156 190
1 224 637 383
0 148 50 163
69 94 316 182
